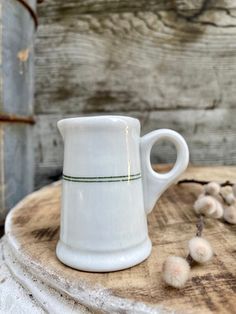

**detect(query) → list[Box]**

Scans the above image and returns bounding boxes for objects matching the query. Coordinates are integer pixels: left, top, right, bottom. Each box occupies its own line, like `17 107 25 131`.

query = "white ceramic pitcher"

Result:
56 115 189 272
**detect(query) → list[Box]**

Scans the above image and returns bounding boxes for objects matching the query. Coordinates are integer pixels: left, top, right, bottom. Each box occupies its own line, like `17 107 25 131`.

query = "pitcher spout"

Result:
57 120 65 140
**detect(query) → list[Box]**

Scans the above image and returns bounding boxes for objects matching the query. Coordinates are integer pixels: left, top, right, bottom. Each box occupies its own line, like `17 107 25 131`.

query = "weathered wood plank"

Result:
33 109 236 188
37 0 236 16
0 0 36 223
0 125 4 220
34 0 236 189
0 123 34 224
3 124 34 220
2 0 35 115
35 8 236 115
4 166 236 313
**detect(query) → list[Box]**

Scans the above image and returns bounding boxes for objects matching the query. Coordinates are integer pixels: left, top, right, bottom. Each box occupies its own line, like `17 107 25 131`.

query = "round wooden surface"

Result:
4 166 236 313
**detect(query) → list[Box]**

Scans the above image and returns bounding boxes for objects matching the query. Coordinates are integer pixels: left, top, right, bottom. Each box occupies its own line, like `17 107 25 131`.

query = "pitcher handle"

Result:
140 129 189 214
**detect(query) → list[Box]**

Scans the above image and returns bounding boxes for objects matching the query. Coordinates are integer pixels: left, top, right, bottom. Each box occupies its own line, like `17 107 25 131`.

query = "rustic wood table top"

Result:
4 165 236 314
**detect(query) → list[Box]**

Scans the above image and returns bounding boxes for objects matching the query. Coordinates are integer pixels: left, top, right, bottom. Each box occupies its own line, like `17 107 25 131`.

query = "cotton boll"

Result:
193 195 216 216
204 182 220 196
211 199 224 219
220 186 235 205
221 185 232 195
188 237 213 264
220 186 233 199
225 193 235 205
223 205 236 224
162 256 190 288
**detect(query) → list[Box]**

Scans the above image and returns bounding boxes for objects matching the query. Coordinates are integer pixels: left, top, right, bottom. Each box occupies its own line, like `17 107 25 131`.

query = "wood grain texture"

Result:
0 123 34 224
2 0 35 115
35 7 236 114
36 0 236 16
34 109 236 188
4 166 236 313
33 0 236 188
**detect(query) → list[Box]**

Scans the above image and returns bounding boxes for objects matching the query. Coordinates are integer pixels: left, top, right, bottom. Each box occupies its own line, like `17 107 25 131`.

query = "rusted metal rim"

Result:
0 114 35 125
15 0 38 29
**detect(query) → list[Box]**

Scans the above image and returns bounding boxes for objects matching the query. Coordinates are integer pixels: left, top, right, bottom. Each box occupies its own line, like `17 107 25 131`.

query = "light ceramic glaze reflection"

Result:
56 115 189 272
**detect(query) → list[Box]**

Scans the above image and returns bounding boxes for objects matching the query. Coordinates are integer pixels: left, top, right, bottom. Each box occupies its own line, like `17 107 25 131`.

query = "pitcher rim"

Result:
57 115 140 129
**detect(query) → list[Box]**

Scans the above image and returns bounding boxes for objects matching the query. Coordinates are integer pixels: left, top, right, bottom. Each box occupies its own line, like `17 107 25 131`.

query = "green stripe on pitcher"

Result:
62 173 142 183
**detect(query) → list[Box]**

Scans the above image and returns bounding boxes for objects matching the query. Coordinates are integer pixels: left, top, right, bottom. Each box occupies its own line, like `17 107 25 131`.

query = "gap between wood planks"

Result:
0 226 4 238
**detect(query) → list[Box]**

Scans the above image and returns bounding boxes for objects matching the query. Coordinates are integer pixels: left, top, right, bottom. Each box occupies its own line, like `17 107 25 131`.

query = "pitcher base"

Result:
56 238 152 272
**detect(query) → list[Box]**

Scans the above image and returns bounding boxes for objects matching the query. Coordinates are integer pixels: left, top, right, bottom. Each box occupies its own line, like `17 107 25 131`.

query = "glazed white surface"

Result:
57 115 189 272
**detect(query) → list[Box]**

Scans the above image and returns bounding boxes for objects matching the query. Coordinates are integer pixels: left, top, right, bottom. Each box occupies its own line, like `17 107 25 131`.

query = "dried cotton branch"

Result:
162 179 235 289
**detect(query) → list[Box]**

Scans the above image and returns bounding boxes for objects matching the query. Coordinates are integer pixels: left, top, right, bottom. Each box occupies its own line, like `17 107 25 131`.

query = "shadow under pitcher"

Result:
56 115 189 272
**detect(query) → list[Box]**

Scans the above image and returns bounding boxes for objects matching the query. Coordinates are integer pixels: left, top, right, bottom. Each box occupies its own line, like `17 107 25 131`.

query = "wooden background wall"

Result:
34 0 236 188
0 0 35 222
